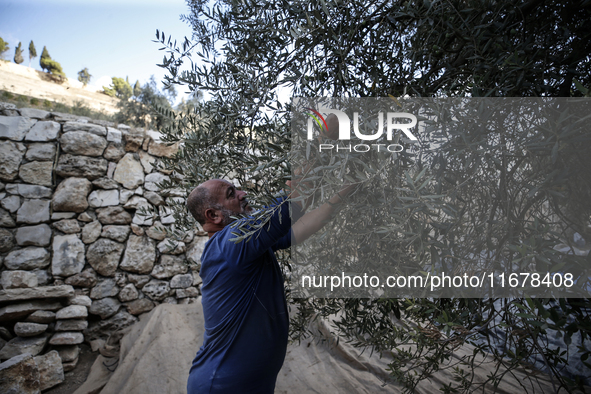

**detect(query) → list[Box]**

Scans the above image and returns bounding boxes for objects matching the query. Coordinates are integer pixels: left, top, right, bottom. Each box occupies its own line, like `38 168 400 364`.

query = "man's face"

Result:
206 180 252 223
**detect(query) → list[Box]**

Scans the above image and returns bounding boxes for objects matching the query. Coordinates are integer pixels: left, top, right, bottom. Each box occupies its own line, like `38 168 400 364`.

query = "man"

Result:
185 177 351 393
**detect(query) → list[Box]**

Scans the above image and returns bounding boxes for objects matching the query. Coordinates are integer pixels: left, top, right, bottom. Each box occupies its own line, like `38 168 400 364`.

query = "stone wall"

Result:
0 101 206 391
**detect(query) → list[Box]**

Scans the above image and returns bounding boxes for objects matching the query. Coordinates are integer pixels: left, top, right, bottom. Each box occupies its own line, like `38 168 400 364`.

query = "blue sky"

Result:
0 0 194 102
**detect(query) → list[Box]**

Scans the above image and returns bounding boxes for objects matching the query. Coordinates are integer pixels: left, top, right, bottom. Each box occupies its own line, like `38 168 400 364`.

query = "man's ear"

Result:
204 208 222 224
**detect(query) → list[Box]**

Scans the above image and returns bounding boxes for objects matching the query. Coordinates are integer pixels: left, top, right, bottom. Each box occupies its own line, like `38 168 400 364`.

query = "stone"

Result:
96 206 132 225
0 141 26 181
1 270 38 289
118 283 139 302
77 212 95 222
157 239 186 255
52 219 81 234
92 177 118 189
25 143 56 161
192 271 202 286
123 195 147 209
88 189 120 209
0 327 12 340
14 323 48 337
126 298 155 315
62 357 78 372
134 186 143 195
4 247 50 270
0 115 36 141
81 220 102 244
0 301 62 322
146 222 166 241
33 270 51 286
84 310 137 342
25 311 55 324
144 172 170 192
170 273 193 289
101 225 130 242
0 286 73 304
143 191 164 206
132 200 154 226
69 295 92 307
86 238 125 277
19 108 49 119
49 332 84 345
130 223 144 236
89 297 120 319
103 142 125 161
127 274 150 289
18 162 53 186
138 150 155 173
0 207 16 227
0 353 40 393
114 153 145 189
106 127 122 143
0 228 15 252
52 177 92 213
34 350 64 391
119 235 156 274
119 189 134 204
52 234 85 277
1 195 20 212
176 287 199 299
150 255 188 279
159 206 175 224
114 272 127 287
163 296 178 304
14 225 51 247
51 212 76 220
182 230 195 244
61 131 107 157
0 334 49 360
186 236 208 268
56 154 108 180
16 184 52 199
64 269 97 288
56 305 87 320
56 345 79 362
55 319 88 331
16 199 50 224
63 121 106 136
24 121 60 142
142 280 170 301
122 130 144 152
148 139 180 158
90 279 119 299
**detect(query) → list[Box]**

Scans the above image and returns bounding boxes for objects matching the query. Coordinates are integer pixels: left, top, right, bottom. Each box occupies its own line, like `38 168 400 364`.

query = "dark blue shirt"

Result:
187 197 302 393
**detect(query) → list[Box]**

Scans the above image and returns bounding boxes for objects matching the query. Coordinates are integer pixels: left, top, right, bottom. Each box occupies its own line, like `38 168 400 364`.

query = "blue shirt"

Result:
187 197 302 394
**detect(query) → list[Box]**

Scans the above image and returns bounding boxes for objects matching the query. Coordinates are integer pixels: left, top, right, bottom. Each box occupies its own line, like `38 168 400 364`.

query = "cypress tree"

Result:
28 41 37 67
39 46 51 72
13 42 24 64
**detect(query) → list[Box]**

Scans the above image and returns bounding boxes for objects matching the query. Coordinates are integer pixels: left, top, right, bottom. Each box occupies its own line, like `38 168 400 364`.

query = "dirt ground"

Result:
45 344 98 394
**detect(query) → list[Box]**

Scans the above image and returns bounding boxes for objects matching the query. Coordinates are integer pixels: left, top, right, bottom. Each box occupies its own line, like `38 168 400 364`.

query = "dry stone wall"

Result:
0 101 206 390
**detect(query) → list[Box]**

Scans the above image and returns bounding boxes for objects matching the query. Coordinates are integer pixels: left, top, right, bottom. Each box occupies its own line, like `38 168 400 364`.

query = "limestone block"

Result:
24 121 60 142
88 189 119 208
127 274 150 289
0 353 40 393
33 350 64 391
103 142 125 161
51 234 85 277
77 211 95 222
0 115 36 141
118 283 138 302
176 287 199 299
19 108 49 119
52 177 92 213
25 311 55 324
64 269 97 288
1 270 38 289
51 212 76 220
89 297 121 319
148 139 179 158
186 236 208 268
90 278 119 300
0 207 16 227
60 131 107 157
150 255 188 279
96 206 132 225
114 153 144 189
4 247 50 269
101 225 130 242
132 200 154 226
56 305 87 320
106 127 122 143
157 239 186 255
146 221 166 241
123 195 147 209
18 162 52 186
126 298 154 315
55 154 108 180
0 228 14 252
56 345 79 362
1 194 21 212
0 140 26 181
15 184 52 199
144 172 170 192
69 295 92 307
122 130 144 152
130 223 144 236
54 319 88 332
14 323 48 338
138 150 155 173
92 177 118 189
52 219 81 234
0 301 62 322
119 235 156 274
0 334 50 360
25 143 56 161
119 189 134 204
142 279 170 301
63 121 106 136
170 273 193 289
81 220 102 244
86 238 125 277
32 270 51 286
16 199 50 224
49 332 84 346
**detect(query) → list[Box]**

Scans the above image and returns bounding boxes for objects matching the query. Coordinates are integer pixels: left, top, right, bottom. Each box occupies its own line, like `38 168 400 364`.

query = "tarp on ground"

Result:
74 303 562 394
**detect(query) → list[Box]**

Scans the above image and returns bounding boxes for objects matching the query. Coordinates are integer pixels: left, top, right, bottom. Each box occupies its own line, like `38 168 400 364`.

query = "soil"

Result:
45 344 98 394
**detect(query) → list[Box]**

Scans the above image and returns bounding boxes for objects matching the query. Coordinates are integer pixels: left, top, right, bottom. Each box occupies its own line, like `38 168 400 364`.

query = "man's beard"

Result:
220 207 237 226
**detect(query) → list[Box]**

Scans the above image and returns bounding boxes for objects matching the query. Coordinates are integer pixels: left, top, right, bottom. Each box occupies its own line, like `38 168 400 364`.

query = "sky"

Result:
0 0 195 103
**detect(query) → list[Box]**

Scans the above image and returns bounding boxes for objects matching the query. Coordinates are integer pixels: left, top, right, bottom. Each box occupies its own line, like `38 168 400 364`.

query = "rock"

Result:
138 150 155 173
0 285 73 304
62 357 78 372
88 189 119 208
19 108 49 119
63 121 106 136
103 142 125 161
4 247 50 270
52 178 92 213
1 270 38 289
18 162 52 186
51 234 85 277
92 177 118 189
163 296 178 304
1 194 20 212
51 212 76 220
64 269 97 288
56 305 87 320
33 350 64 391
114 153 145 189
142 280 170 301
81 220 102 244
54 319 88 331
144 172 170 192
123 195 147 209
143 191 164 206
114 272 127 287
159 206 175 225
77 212 95 222
96 206 132 225
0 228 15 252
24 120 60 142
69 295 92 307
89 297 120 319
86 238 125 277
192 271 202 286
186 236 208 268
16 199 50 224
14 323 48 337
119 235 156 274
15 184 52 199
157 239 186 255
60 131 107 157
15 225 51 247
122 130 144 152
0 353 40 393
0 141 26 181
170 273 193 289
0 334 50 360
90 279 119 299
126 298 155 315
127 274 150 289
52 219 81 234
0 115 36 141
118 283 138 302
119 189 134 204
176 287 199 298
0 207 16 227
25 143 56 161
84 310 137 342
150 255 188 279
148 139 179 158
106 127 122 143
101 225 130 242
0 301 62 322
146 222 166 241
49 332 84 345
56 345 79 363
130 223 144 236
32 270 51 286
25 311 55 324
56 154 108 180
132 200 154 226
0 327 12 341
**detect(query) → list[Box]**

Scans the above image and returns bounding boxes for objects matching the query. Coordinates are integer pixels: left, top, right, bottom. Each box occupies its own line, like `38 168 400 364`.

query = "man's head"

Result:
187 179 252 231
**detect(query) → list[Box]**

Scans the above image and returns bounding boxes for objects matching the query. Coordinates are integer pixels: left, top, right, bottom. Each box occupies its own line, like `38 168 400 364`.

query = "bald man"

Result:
185 179 351 393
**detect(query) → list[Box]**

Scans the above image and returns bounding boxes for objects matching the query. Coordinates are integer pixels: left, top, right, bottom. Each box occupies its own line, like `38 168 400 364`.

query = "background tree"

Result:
154 0 591 391
13 42 24 64
28 40 36 67
39 46 66 78
103 77 133 99
0 37 9 60
115 76 173 129
77 67 92 86
133 80 141 97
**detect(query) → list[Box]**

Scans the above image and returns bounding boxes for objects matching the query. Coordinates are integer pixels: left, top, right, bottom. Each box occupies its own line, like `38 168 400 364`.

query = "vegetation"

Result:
77 67 92 86
0 37 9 59
103 77 133 99
114 76 173 129
39 46 66 78
13 42 24 64
28 40 37 67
